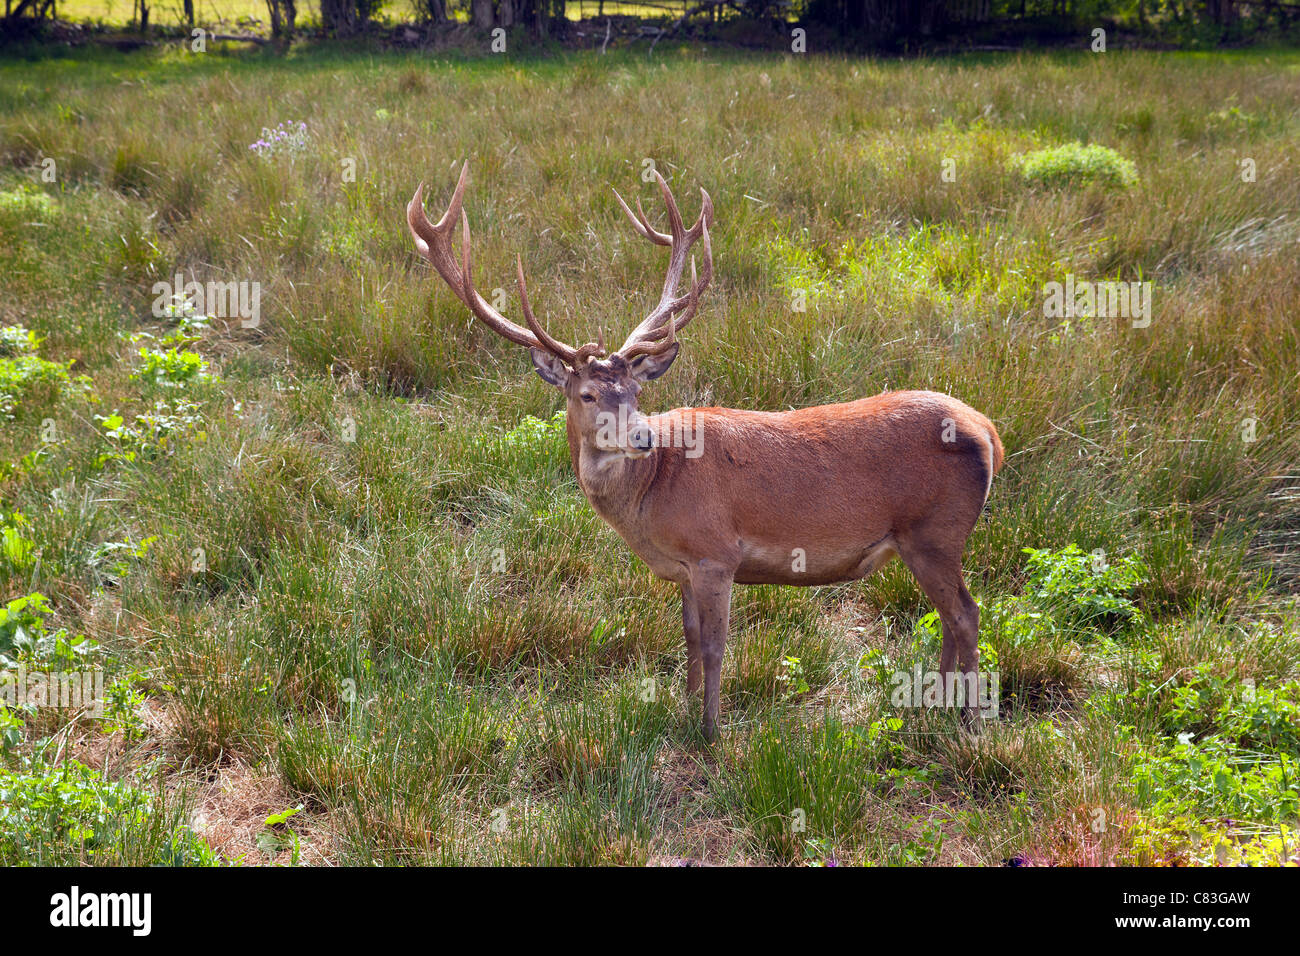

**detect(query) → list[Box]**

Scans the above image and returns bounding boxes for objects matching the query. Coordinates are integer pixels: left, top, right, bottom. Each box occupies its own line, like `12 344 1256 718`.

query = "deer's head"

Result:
406 164 712 462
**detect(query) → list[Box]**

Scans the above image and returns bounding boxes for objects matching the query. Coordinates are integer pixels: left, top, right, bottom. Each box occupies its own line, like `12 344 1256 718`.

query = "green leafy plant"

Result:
131 347 212 387
0 186 57 221
857 647 894 683
987 597 1055 644
777 655 811 697
156 294 212 347
87 536 159 584
0 448 47 485
257 803 305 864
468 410 570 482
0 757 218 865
802 836 839 867
103 672 148 743
0 355 86 420
1206 105 1262 134
0 325 42 356
1215 682 1300 757
1152 663 1300 756
1131 736 1299 825
94 400 206 466
1 511 35 574
0 705 23 752
497 410 567 456
0 592 99 671
0 323 92 419
887 816 946 865
1021 544 1147 632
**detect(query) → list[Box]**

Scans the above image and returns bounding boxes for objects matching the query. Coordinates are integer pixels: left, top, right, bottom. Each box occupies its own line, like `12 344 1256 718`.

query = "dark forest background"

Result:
3 1 1298 50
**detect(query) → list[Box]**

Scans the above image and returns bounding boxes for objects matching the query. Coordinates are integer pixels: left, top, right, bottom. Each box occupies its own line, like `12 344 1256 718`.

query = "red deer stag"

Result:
407 164 1004 738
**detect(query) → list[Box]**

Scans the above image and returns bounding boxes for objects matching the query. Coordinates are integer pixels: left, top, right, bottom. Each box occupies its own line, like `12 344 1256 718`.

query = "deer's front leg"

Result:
690 564 734 741
681 581 702 696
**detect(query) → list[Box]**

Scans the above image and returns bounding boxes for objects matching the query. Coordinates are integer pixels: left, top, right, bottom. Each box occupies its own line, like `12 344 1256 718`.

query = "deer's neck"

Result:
567 422 658 529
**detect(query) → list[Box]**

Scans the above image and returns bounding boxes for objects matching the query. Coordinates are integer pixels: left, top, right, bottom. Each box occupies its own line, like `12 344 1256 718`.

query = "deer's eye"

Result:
580 394 596 404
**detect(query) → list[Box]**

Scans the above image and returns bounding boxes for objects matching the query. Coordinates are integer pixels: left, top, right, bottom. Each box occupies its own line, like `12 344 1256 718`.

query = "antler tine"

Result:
654 171 686 241
617 183 714 357
572 326 607 366
436 162 469 230
516 254 581 367
620 254 701 361
407 165 537 351
406 165 468 277
516 255 608 365
676 254 704 331
637 196 670 243
458 208 475 309
407 163 604 366
654 206 711 336
697 188 715 233
612 187 671 246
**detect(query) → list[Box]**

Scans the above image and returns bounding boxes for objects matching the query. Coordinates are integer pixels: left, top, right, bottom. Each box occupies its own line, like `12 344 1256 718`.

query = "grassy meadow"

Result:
1 43 1298 866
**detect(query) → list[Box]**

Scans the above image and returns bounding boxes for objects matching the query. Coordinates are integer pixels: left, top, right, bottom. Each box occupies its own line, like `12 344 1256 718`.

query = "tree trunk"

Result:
498 0 514 27
320 0 355 35
472 0 495 28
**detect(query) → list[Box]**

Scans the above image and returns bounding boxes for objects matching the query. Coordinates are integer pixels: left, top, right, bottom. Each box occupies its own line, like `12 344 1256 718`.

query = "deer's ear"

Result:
530 348 569 388
627 342 680 382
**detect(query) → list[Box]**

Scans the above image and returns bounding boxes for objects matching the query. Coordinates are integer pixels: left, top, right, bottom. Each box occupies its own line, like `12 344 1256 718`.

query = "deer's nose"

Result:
629 424 655 451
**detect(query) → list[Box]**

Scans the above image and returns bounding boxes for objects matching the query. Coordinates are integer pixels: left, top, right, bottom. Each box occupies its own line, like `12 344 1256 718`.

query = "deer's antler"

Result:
613 171 714 360
407 163 606 367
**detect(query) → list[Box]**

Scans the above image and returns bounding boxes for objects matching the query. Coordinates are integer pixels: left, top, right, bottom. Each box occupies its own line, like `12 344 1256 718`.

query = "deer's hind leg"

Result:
894 540 982 728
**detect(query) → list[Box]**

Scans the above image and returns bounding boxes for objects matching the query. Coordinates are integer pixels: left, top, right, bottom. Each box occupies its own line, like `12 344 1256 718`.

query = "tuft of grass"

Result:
713 710 896 864
1011 142 1139 190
